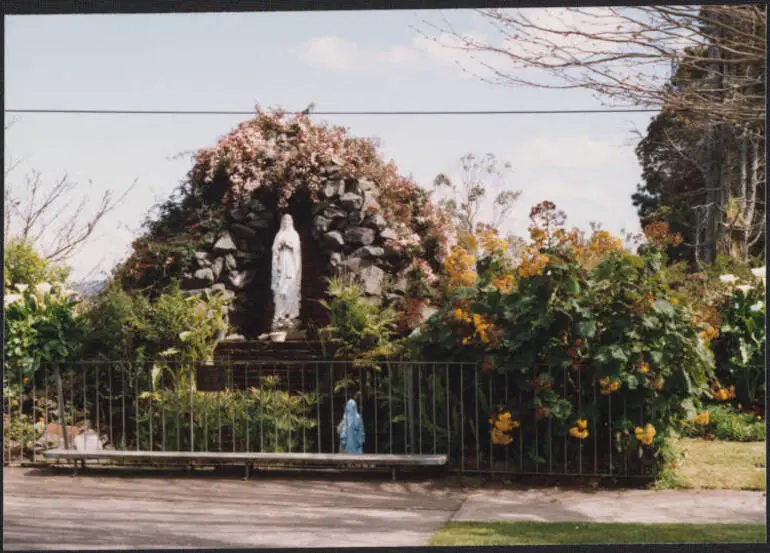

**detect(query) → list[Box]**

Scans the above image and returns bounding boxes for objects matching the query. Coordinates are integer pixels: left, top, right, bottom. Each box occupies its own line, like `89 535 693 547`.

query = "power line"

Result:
4 107 660 116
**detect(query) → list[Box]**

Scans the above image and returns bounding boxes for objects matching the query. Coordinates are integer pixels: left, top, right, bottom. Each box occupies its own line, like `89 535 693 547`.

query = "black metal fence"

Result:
3 360 656 478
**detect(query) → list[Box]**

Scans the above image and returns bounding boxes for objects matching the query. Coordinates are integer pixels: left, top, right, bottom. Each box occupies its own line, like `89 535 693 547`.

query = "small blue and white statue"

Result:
338 399 365 454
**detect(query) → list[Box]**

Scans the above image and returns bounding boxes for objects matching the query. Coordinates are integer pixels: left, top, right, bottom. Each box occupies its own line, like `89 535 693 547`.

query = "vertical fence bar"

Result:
488 375 493 474
460 366 465 472
474 367 480 470
388 363 393 455
302 363 307 454
373 366 379 454
608 388 613 476
548 369 553 474
108 364 113 449
232 365 236 453
121 364 126 450
18 361 23 463
189 365 194 453
564 370 568 473
518 385 523 472
287 363 291 453
418 364 423 455
330 363 335 454
623 392 628 476
273 364 278 453
95 365 100 457
504 371 509 473
593 378 598 475
445 364 450 460
432 363 437 455
404 364 409 455
315 362 321 454
135 364 139 451
54 363 69 451
32 368 37 463
82 366 87 447
577 367 582 475
534 368 539 475
44 363 50 459
245 364 249 453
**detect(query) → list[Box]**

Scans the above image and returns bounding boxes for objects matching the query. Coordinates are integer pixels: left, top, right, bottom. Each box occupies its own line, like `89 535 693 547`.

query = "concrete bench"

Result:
43 449 448 480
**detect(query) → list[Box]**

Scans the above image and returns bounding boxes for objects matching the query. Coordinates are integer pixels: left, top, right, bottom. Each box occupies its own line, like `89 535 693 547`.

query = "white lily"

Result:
35 282 53 295
751 267 766 281
4 293 23 307
15 283 28 293
719 274 738 284
750 302 764 313
735 284 753 295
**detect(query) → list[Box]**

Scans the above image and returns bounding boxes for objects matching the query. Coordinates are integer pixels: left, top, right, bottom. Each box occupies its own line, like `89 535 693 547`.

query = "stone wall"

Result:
179 161 409 338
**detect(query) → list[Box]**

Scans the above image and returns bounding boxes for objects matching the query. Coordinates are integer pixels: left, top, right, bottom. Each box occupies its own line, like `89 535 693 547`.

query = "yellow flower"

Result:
461 336 471 345
638 362 650 374
693 412 710 426
23 377 29 383
491 427 513 445
671 297 679 305
569 427 589 439
576 418 588 431
634 424 656 446
38 417 44 423
453 308 464 321
738 404 743 410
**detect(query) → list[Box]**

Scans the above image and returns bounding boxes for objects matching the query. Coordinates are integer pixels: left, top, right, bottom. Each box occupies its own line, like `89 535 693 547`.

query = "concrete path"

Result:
453 488 766 525
3 467 766 550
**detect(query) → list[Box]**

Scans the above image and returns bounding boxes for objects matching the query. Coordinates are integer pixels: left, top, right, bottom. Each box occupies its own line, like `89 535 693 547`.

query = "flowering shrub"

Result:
413 202 715 474
188 108 453 260
4 280 84 384
711 282 765 411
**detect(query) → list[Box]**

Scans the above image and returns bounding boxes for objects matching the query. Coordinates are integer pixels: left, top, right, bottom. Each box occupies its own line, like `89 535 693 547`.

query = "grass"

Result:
656 437 766 491
429 521 766 546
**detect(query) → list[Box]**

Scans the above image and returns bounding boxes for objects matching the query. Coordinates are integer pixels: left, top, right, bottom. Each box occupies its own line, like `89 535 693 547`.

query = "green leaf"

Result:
653 299 675 317
575 320 597 339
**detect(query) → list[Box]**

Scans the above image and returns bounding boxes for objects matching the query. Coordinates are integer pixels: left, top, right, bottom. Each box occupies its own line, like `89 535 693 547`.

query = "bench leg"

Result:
391 467 396 482
243 463 250 481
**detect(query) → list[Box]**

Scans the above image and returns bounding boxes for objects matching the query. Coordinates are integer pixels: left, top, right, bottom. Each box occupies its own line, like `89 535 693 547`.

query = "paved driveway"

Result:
3 466 765 550
3 467 464 550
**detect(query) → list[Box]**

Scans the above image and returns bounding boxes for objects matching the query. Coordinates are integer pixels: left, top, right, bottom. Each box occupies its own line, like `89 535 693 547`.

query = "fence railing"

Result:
3 359 657 478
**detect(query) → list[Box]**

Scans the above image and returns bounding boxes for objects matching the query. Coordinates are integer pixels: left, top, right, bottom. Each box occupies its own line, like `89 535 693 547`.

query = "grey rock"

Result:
359 265 386 296
352 245 385 259
358 178 376 192
249 199 268 212
379 228 397 241
211 257 224 279
225 334 246 342
329 252 342 267
362 194 380 214
229 208 247 221
313 215 332 234
194 267 215 283
235 251 260 263
213 232 237 252
340 257 363 274
323 182 339 199
224 254 238 271
195 251 211 266
348 211 365 225
231 223 257 238
211 283 227 292
323 206 347 220
321 231 345 250
228 270 254 289
365 213 388 231
181 288 208 297
339 192 364 211
392 273 409 294
345 226 376 246
344 178 361 195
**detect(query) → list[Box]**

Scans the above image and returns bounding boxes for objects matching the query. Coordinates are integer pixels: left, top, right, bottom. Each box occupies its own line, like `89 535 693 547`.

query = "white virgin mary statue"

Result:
271 214 302 331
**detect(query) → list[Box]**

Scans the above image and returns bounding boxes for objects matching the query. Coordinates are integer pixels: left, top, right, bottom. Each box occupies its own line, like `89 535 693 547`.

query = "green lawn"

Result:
657 437 766 491
429 522 766 546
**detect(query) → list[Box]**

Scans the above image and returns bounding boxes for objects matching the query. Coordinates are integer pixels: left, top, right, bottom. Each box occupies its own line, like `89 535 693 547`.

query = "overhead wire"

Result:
4 107 661 116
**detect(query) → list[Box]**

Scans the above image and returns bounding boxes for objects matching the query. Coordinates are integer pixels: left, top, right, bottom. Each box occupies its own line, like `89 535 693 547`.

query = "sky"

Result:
4 10 658 282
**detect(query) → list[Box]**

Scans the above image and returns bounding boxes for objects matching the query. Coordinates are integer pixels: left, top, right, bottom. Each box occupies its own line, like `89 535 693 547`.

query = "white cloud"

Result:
296 35 420 74
296 36 358 71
